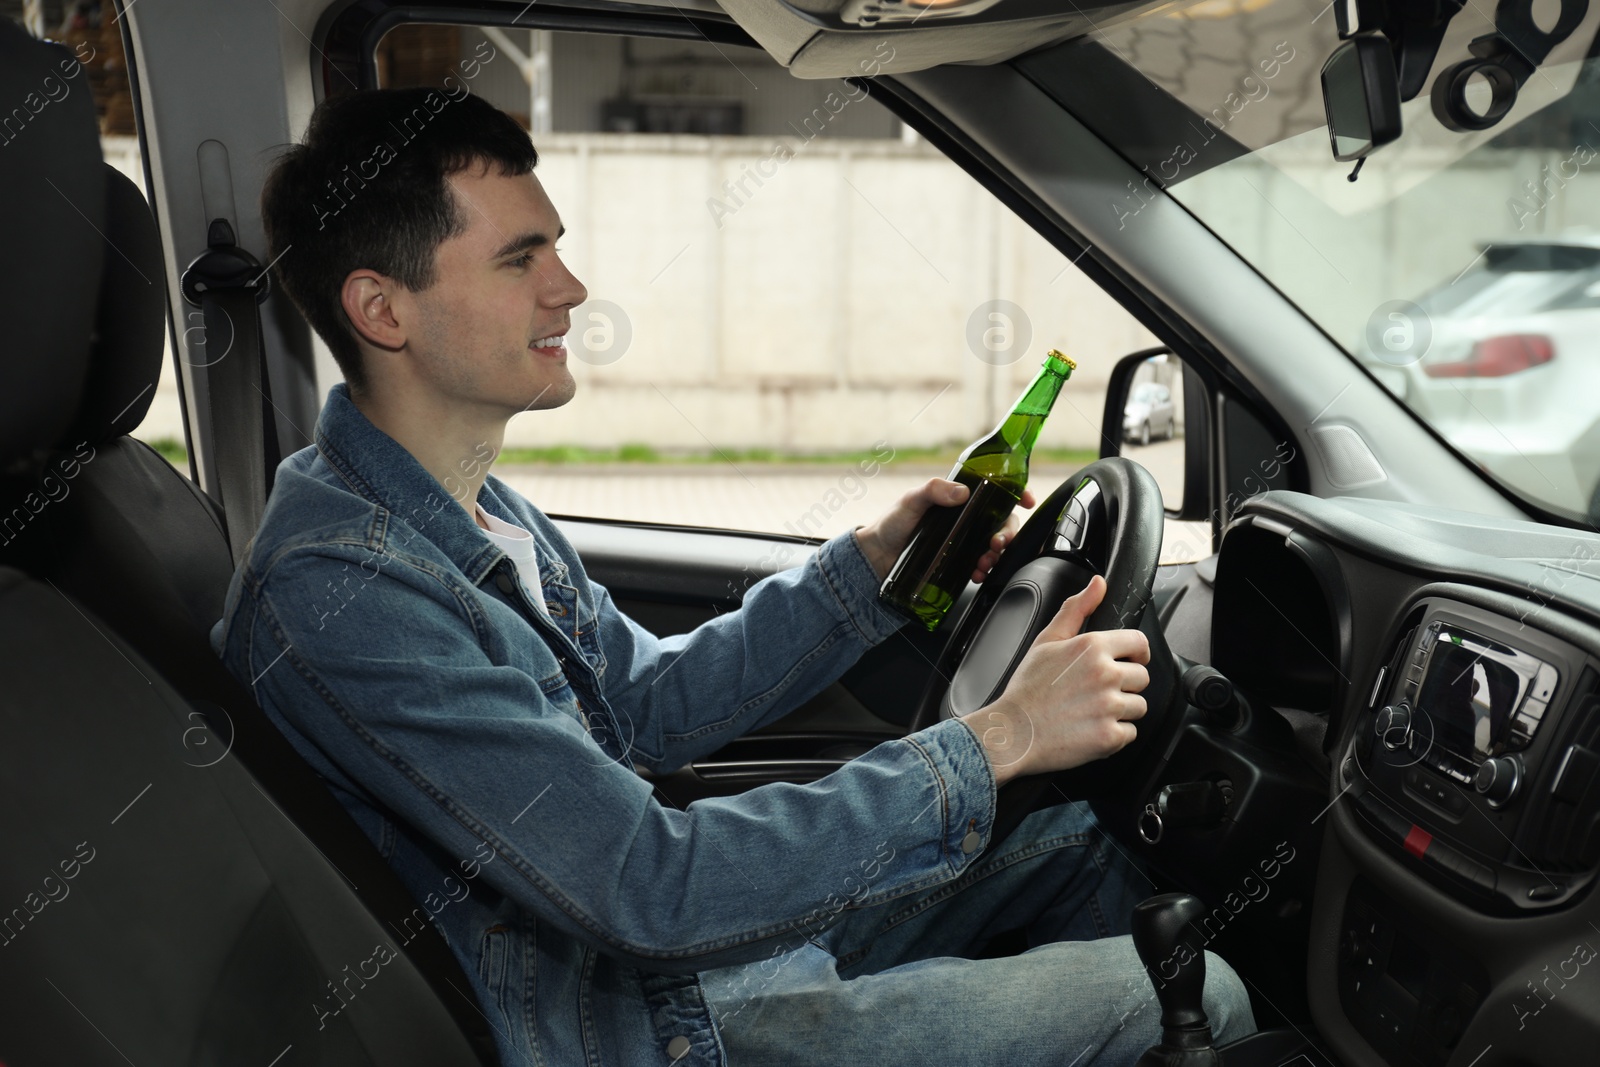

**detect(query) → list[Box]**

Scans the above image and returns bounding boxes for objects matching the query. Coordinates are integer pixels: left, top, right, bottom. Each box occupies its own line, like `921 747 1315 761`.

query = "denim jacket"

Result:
209 382 999 1067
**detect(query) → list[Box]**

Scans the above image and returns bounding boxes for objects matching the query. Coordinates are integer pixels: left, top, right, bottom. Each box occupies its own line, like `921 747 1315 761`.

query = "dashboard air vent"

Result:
1522 666 1600 872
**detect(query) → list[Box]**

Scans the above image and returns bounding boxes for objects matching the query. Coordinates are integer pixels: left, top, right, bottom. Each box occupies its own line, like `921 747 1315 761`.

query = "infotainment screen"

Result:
1413 625 1538 763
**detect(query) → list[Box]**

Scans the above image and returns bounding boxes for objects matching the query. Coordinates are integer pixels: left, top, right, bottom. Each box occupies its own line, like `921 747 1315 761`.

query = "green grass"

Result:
144 436 188 467
139 435 1099 470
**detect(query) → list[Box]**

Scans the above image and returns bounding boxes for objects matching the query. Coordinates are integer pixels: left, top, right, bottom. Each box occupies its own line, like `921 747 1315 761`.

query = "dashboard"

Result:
1212 491 1600 1067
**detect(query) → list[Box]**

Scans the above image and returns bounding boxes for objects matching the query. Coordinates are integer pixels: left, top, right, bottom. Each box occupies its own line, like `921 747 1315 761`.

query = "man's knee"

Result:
1200 950 1257 1044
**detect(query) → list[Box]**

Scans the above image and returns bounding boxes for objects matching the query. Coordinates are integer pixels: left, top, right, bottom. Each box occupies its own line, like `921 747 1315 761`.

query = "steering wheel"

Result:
907 457 1183 845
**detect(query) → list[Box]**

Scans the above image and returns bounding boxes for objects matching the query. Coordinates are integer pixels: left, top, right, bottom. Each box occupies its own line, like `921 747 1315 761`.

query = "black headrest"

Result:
63 164 168 447
0 18 106 465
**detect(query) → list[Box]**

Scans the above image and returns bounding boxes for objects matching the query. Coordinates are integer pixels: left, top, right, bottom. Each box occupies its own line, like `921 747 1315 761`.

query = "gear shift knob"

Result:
1131 892 1219 1066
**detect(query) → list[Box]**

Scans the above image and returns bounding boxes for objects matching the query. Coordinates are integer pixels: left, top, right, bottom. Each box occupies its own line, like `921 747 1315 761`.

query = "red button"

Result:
1403 824 1432 859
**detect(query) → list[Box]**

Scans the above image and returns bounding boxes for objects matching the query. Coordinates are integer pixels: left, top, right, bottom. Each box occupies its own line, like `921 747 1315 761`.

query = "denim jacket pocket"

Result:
476 921 518 1048
478 922 510 998
478 912 536 1056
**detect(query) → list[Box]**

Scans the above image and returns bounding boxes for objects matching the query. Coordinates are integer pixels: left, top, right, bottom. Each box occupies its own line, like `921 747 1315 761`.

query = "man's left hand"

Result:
855 478 1039 585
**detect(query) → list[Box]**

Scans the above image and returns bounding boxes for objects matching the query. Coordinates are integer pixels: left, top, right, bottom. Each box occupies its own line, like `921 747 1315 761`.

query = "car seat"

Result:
0 18 497 1065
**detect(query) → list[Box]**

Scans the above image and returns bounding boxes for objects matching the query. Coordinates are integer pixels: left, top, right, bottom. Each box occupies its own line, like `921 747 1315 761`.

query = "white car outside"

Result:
1123 382 1177 447
1360 238 1600 516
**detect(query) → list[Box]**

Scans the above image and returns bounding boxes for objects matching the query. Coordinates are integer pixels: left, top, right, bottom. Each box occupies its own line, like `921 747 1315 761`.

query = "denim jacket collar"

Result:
312 381 568 591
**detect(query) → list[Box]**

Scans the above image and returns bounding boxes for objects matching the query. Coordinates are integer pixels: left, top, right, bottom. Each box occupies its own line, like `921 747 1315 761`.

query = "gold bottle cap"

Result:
1046 348 1077 371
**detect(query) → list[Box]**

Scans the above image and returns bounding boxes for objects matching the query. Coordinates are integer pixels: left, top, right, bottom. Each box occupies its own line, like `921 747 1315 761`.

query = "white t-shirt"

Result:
475 502 550 618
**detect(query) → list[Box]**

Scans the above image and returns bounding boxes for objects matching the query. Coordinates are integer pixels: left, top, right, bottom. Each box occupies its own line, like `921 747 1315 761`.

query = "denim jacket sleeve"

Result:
244 541 999 974
556 525 916 774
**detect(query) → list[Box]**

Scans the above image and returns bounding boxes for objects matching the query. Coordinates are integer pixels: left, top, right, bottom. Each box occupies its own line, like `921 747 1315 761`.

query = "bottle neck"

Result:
1013 356 1072 416
992 356 1072 450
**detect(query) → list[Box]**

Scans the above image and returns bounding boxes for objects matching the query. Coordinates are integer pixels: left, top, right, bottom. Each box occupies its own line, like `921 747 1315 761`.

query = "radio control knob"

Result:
1474 755 1522 807
1377 702 1413 752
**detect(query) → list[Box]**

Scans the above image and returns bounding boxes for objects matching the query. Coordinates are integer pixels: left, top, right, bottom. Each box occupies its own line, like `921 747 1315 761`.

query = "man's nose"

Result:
545 258 587 308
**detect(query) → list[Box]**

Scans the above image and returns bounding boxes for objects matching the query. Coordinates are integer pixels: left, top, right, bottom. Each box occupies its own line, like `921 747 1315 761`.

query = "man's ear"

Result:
341 269 407 351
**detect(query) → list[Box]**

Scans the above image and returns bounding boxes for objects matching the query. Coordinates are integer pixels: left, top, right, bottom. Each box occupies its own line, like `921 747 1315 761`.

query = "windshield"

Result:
1034 0 1600 523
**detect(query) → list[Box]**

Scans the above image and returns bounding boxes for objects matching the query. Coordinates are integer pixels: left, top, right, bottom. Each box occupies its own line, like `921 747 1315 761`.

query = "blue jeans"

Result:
699 799 1257 1066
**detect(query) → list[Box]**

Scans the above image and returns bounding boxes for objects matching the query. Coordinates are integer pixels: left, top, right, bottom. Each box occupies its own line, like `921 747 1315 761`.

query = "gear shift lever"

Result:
1132 892 1221 1067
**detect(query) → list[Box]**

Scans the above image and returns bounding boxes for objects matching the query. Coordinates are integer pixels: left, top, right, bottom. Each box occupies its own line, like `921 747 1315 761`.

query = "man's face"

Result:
401 163 587 417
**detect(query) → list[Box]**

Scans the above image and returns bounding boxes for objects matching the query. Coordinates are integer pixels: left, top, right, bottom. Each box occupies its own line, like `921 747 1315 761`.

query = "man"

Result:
211 86 1255 1066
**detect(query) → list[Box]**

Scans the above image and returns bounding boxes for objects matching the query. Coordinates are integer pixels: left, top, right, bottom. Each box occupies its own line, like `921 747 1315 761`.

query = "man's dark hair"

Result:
261 87 537 395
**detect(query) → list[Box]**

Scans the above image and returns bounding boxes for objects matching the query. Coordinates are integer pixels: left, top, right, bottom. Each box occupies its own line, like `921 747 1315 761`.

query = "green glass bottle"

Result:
879 349 1076 632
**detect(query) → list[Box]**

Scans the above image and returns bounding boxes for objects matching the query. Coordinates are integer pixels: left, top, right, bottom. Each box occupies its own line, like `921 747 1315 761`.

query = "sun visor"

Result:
718 0 1168 78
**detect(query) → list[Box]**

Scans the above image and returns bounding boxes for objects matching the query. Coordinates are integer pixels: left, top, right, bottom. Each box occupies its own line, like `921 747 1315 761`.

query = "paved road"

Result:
494 438 1213 565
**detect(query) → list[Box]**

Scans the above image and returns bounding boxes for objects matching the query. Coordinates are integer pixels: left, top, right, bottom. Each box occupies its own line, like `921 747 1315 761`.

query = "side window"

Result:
377 26 1203 557
31 8 183 471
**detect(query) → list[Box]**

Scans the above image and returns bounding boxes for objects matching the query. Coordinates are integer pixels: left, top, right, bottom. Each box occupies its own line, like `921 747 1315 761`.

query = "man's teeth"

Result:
532 335 565 348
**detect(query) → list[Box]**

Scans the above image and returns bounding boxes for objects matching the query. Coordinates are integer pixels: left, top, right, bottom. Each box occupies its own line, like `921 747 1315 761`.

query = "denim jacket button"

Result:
961 830 981 854
666 1035 691 1060
495 573 514 594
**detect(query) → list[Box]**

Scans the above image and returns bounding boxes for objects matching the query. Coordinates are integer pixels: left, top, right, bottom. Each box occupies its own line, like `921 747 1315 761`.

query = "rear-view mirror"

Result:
1320 36 1402 162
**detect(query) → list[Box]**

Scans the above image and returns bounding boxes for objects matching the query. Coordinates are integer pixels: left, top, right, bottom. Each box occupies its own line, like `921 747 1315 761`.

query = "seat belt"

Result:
180 219 283 568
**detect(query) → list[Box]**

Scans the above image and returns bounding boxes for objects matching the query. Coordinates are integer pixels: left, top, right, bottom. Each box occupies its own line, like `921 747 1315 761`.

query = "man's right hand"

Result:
957 574 1151 786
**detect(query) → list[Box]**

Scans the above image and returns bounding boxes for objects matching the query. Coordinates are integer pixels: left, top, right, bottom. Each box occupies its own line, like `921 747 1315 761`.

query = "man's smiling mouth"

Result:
531 332 567 350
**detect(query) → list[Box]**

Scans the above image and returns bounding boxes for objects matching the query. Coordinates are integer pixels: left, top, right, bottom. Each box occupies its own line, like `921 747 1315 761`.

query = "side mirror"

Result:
1320 36 1402 162
1101 348 1208 522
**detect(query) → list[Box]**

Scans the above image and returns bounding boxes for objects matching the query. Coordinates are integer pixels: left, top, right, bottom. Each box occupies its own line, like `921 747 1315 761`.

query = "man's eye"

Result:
507 253 531 268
